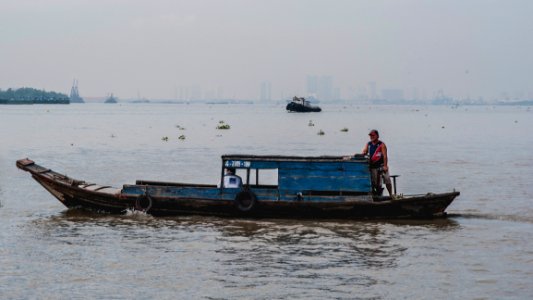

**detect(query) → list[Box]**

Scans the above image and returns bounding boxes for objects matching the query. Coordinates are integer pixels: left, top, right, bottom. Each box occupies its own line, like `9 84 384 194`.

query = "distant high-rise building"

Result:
306 75 319 97
204 88 216 100
260 81 272 102
356 86 369 102
333 87 341 101
381 89 404 102
190 86 202 101
318 76 333 101
306 75 333 101
412 87 419 101
69 79 84 103
179 87 189 100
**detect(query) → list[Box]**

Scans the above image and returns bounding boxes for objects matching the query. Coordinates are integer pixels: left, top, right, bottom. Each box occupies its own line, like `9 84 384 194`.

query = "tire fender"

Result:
234 191 257 212
135 193 153 213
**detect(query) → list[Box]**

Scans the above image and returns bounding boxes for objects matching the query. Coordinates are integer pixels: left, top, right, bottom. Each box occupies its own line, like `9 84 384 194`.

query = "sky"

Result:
1 0 532 101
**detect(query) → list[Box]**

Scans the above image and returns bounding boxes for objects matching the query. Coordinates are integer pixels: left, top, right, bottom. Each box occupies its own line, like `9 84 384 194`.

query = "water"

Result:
1 103 532 299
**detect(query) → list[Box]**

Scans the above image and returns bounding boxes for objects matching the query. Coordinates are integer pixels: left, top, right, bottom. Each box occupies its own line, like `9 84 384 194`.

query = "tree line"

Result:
0 87 69 102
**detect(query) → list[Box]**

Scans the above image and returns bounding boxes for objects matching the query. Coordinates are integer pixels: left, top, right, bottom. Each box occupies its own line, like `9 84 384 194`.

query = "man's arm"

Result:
361 143 369 155
343 144 367 160
382 143 389 172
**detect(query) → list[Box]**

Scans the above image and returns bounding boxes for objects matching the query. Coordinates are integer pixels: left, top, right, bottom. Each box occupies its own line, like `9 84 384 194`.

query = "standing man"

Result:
361 129 394 197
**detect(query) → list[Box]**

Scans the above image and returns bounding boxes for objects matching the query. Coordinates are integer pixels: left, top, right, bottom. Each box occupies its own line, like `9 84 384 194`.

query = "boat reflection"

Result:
29 208 460 271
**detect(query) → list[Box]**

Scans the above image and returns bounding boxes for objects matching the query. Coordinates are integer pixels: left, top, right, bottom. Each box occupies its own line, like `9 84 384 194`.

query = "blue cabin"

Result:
221 154 371 198
123 154 373 212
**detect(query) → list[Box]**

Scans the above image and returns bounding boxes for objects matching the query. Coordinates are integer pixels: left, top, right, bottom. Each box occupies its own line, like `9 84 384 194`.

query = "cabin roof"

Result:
221 154 367 163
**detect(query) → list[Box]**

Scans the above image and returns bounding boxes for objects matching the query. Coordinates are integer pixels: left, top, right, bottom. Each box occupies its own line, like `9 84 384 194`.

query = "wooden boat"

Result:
16 155 459 219
286 96 321 112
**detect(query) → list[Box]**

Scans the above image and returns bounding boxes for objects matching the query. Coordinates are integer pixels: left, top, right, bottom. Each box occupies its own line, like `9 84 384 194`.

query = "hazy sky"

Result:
1 0 532 100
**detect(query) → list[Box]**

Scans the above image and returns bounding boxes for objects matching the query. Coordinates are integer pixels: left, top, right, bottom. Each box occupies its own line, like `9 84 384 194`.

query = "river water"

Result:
0 103 532 299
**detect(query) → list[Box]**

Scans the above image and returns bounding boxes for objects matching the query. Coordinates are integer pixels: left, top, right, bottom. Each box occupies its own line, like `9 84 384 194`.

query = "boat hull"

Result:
286 102 322 112
17 158 459 219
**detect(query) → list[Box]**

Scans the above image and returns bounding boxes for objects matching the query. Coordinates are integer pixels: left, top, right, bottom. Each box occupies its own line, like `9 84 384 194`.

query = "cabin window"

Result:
235 169 247 182
247 168 278 187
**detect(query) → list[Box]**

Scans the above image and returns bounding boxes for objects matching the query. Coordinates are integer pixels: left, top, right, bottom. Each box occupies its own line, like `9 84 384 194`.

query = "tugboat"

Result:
286 96 321 112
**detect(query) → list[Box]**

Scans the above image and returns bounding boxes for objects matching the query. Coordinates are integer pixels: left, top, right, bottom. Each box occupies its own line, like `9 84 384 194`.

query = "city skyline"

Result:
58 75 530 103
5 73 528 104
1 1 532 101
